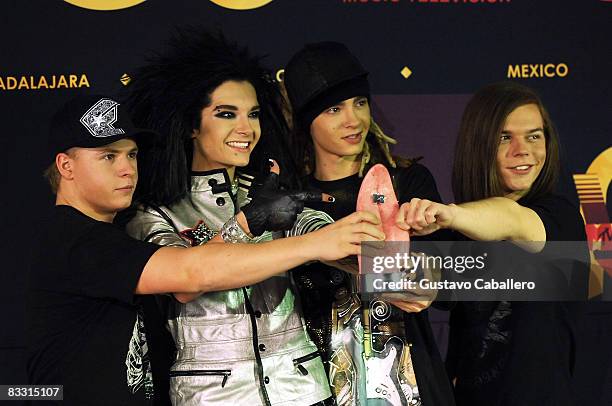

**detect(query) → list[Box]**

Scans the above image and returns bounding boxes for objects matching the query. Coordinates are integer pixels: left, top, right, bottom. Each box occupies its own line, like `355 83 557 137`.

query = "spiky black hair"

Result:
124 27 295 207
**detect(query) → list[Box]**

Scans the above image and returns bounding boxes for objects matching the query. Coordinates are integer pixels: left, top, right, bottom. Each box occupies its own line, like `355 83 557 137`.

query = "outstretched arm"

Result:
136 210 385 296
396 197 546 251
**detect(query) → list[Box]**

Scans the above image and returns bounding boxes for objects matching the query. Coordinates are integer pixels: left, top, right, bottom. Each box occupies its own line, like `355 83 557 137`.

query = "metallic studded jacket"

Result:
126 169 333 406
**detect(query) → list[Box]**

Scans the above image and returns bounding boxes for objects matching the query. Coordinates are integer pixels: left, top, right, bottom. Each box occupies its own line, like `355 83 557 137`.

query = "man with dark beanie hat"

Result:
285 41 370 131
284 42 456 406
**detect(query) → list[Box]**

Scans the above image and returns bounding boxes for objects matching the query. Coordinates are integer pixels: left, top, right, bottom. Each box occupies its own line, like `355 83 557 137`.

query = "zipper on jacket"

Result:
293 350 321 376
169 370 231 388
243 287 272 406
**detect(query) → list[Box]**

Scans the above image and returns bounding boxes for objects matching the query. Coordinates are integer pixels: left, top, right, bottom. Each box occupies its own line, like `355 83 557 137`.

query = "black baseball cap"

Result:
48 94 157 160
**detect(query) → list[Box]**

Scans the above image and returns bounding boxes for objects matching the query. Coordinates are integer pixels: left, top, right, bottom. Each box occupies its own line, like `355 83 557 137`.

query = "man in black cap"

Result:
284 42 456 406
26 94 385 405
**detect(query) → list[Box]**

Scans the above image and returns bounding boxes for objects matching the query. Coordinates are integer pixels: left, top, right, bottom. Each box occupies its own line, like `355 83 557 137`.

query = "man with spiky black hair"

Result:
124 28 352 405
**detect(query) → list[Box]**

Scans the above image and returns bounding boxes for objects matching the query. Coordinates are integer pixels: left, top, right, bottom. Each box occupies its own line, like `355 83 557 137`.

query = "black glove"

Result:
242 171 321 236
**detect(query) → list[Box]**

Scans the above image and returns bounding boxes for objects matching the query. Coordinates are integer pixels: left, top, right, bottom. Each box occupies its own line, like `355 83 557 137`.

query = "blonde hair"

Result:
359 119 398 176
43 149 77 195
43 161 61 194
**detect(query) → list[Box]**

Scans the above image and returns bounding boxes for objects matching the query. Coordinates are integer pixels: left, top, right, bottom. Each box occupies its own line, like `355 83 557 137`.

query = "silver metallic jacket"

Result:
126 169 333 405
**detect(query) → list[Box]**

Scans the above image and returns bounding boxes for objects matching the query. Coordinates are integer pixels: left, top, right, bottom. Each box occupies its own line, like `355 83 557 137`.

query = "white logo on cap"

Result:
79 98 126 137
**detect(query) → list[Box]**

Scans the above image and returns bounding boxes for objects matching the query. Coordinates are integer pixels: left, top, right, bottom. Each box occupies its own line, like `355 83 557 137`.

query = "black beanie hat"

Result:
284 42 370 128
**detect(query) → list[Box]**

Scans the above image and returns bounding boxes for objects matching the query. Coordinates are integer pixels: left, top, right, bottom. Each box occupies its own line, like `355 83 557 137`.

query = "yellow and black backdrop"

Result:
1 0 610 397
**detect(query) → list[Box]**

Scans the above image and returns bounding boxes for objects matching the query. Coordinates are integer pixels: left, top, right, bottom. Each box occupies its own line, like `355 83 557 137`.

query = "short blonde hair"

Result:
43 161 61 195
43 149 77 194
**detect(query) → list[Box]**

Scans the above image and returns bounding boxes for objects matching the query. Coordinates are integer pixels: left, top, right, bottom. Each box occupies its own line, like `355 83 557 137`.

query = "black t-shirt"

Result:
447 194 587 406
27 205 160 406
306 162 443 222
524 193 586 243
529 196 612 406
295 163 456 406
